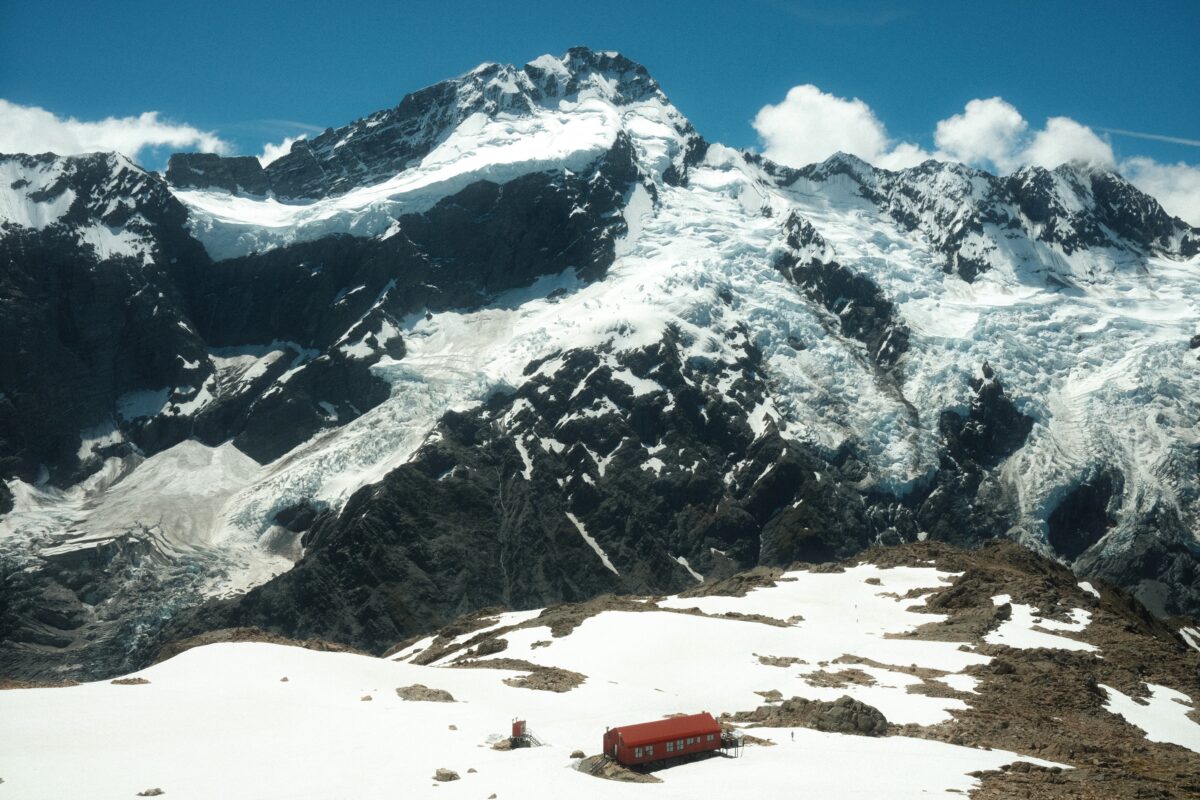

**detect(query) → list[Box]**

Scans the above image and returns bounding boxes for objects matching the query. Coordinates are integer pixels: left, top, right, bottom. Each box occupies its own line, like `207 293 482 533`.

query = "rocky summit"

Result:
0 48 1198 684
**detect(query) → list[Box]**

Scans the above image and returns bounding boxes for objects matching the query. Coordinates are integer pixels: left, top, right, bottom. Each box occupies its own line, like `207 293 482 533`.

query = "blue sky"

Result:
2 0 1197 197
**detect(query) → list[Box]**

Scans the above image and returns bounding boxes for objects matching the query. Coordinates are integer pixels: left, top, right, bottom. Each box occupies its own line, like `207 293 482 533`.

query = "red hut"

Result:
602 712 723 766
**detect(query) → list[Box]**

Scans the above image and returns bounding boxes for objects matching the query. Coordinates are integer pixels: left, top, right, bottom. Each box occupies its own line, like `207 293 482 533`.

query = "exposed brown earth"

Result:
678 566 791 598
803 668 877 689
756 654 807 668
857 541 1200 799
450 657 586 692
536 595 664 638
576 755 662 783
154 626 368 664
0 678 79 690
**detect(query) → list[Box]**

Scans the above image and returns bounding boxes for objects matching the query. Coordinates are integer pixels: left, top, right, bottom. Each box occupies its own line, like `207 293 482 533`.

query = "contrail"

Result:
1098 127 1200 148
260 119 328 134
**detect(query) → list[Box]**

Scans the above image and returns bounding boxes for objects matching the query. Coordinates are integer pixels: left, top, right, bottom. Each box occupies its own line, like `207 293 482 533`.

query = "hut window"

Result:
646 745 654 756
634 747 643 758
666 741 674 753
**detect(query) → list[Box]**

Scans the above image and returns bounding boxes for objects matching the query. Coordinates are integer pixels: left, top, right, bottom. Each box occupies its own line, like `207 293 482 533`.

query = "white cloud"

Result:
754 87 1114 174
752 84 896 168
1023 116 1115 169
0 99 231 162
934 97 1027 172
751 84 934 171
258 134 305 167
874 142 935 171
1122 157 1200 226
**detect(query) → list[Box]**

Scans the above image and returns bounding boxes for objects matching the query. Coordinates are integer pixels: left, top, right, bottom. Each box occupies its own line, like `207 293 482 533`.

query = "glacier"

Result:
0 47 1198 681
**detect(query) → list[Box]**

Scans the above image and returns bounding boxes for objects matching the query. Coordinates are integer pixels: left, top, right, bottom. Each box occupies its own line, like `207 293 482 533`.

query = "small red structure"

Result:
512 719 526 739
603 712 724 766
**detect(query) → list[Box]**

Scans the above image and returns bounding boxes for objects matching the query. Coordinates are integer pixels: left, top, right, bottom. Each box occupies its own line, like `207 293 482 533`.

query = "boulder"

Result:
396 684 455 702
734 694 888 737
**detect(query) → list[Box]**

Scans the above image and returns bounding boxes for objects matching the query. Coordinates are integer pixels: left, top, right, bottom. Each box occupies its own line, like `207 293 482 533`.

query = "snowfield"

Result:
4 556 1195 798
177 100 622 260
1100 683 1200 753
0 563 1093 799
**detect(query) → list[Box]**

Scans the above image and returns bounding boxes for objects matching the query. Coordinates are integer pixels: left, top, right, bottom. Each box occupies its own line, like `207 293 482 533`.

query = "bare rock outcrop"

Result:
731 694 888 736
396 684 455 702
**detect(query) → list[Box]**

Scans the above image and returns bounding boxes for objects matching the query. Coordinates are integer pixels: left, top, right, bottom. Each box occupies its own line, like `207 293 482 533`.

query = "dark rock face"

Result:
776 212 909 371
0 225 209 485
272 499 330 534
1083 529 1200 618
389 132 639 290
262 79 462 200
0 153 214 484
3 152 189 240
941 363 1035 470
913 364 1034 547
179 137 637 462
1012 166 1193 255
162 316 1048 659
160 330 894 655
1047 471 1122 560
165 153 270 195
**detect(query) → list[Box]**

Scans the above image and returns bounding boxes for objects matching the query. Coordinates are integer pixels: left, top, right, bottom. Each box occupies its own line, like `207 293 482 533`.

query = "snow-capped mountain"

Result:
1 48 1197 681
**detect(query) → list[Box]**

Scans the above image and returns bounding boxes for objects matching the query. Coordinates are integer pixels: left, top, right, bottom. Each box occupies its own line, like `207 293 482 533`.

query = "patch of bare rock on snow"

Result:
395 683 455 702
730 694 889 736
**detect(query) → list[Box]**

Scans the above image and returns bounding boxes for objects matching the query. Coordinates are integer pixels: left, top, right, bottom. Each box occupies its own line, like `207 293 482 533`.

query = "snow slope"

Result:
177 102 620 260
0 564 1069 799
0 152 164 262
1101 683 1200 754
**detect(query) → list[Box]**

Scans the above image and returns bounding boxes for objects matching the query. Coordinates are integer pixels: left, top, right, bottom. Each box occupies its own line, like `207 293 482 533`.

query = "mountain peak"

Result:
166 47 679 202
